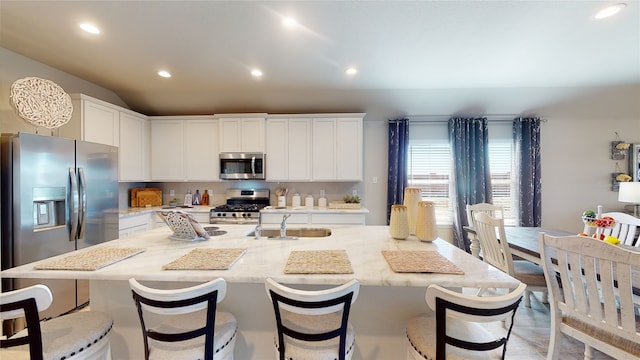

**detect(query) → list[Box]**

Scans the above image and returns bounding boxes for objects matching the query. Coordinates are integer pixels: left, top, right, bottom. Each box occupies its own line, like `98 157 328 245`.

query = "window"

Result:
407 122 517 225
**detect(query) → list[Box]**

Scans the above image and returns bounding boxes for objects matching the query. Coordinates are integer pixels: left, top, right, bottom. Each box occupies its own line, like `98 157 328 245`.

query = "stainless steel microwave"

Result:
219 153 265 180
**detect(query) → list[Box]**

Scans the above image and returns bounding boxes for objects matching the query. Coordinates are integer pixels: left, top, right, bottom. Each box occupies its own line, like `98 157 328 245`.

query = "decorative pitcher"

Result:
416 201 438 242
389 205 410 240
403 187 421 235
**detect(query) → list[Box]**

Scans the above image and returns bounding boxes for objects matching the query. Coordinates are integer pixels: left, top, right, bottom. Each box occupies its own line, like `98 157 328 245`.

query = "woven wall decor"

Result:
10 76 73 129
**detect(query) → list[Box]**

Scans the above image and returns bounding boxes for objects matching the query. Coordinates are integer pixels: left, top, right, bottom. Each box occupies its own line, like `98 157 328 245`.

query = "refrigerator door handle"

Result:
77 167 87 240
69 168 79 242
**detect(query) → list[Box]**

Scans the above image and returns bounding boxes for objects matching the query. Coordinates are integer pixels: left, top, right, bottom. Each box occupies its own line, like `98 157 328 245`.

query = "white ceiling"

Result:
1 1 639 116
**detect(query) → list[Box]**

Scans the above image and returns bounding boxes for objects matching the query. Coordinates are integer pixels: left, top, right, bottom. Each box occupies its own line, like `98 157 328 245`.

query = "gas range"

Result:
209 189 269 224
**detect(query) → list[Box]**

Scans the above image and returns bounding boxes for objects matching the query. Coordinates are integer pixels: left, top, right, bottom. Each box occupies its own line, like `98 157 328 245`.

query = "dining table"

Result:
465 225 640 299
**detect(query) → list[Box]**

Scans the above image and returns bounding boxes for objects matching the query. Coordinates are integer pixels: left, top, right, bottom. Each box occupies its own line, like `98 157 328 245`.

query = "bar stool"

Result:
129 278 237 360
406 283 526 360
265 278 360 360
0 284 113 360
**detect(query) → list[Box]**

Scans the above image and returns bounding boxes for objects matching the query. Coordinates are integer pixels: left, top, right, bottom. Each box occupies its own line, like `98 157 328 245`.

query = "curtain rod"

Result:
389 114 546 123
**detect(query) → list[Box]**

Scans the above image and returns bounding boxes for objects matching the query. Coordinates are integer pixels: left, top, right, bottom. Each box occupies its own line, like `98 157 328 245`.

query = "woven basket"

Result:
328 201 361 209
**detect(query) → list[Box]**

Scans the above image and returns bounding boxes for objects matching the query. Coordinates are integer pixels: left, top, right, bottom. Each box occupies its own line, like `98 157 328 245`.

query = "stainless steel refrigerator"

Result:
1 132 119 320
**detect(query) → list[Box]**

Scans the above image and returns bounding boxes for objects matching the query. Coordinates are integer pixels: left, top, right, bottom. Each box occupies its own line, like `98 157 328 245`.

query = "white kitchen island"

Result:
2 224 519 360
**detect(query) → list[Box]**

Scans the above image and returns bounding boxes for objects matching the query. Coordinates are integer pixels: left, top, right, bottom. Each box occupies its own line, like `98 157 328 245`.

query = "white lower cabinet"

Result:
261 213 310 225
118 213 151 238
260 211 366 225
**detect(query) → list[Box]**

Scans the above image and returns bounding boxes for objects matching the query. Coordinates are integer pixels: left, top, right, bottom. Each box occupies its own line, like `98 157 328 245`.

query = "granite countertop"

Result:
119 205 370 218
1 225 518 289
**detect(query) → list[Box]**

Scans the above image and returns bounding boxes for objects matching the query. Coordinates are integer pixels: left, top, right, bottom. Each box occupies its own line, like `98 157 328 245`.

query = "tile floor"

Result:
502 292 614 360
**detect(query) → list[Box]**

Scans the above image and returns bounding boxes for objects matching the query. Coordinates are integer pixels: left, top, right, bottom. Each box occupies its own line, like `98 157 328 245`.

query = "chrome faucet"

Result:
280 214 291 238
254 212 263 240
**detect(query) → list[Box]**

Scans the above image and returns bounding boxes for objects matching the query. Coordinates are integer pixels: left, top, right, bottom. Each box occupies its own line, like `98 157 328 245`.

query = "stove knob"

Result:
232 213 237 217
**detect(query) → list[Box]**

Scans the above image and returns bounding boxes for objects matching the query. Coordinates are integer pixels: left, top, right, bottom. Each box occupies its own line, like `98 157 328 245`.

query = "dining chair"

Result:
406 282 527 360
129 278 237 360
466 203 504 227
0 284 113 360
539 233 640 360
465 203 504 258
583 211 640 246
473 212 548 307
264 277 360 360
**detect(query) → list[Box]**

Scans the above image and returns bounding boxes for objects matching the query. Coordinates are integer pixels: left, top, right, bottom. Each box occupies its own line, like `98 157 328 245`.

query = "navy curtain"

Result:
449 117 492 251
387 118 409 224
513 117 542 227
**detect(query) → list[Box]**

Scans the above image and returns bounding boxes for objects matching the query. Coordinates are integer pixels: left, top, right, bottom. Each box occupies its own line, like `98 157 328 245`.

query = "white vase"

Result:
389 205 409 240
416 201 438 242
403 187 421 235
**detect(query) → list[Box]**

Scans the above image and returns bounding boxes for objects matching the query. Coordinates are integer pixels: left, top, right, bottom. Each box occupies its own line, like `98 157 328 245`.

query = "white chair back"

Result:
466 202 504 228
602 212 640 246
473 212 514 275
0 284 52 320
265 278 359 316
265 278 360 360
540 233 640 359
129 277 227 315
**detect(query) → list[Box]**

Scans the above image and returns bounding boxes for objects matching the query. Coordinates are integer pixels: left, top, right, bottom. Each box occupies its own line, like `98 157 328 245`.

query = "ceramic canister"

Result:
389 204 410 240
403 187 421 235
416 201 438 242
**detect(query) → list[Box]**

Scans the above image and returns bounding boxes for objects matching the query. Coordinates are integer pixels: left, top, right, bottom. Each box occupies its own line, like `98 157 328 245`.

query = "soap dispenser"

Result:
184 190 193 206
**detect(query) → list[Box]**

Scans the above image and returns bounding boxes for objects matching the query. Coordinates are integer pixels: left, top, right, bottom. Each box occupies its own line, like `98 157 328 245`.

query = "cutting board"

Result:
130 188 162 207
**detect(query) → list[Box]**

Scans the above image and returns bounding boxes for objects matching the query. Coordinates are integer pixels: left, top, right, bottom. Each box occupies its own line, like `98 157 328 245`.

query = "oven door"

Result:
219 153 265 180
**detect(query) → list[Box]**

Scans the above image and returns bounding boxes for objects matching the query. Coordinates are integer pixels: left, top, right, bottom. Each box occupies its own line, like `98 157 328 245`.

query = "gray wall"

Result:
3 47 639 234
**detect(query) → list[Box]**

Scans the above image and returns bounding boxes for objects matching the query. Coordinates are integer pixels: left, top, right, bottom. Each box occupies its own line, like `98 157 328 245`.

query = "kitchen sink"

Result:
247 228 332 238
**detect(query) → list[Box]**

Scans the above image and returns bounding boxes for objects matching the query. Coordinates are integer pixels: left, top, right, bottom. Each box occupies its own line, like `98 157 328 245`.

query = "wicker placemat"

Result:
284 250 353 274
162 248 247 270
34 248 145 271
382 250 464 274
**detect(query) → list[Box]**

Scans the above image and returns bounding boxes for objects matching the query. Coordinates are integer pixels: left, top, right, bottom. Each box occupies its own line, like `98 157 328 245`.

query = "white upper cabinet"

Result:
119 112 150 181
312 116 364 181
266 117 312 181
184 118 219 181
217 115 266 153
62 94 120 147
150 116 219 182
150 119 184 181
311 119 337 181
267 114 364 182
265 119 289 181
335 118 363 181
288 119 312 180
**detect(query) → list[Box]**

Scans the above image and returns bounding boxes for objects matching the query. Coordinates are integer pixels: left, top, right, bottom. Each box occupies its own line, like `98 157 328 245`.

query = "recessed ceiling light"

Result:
79 23 100 34
251 69 263 77
345 67 358 76
282 17 298 28
594 3 626 19
157 70 171 78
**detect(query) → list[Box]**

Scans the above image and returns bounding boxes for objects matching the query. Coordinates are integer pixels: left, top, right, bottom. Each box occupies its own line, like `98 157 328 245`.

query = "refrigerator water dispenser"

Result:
32 187 65 230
